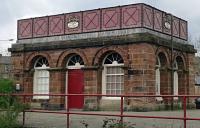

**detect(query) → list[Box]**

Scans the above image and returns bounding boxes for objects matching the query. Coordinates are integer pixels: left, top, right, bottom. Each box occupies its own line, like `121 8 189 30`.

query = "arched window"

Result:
155 52 167 101
155 57 162 101
102 52 124 99
67 54 84 69
173 60 178 100
33 57 49 99
176 56 186 96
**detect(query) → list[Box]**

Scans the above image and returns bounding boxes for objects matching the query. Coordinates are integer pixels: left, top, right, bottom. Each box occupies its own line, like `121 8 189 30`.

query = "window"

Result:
33 57 49 99
155 69 160 94
155 57 162 101
174 61 178 100
105 66 124 95
155 52 167 101
67 54 84 69
102 52 124 99
195 75 200 86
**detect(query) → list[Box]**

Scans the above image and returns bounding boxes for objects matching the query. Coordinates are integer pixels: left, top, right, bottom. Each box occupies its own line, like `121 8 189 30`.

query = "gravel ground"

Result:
18 110 200 128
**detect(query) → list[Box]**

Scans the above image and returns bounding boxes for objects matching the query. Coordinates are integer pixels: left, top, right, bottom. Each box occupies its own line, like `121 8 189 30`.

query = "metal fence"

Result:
1 93 200 128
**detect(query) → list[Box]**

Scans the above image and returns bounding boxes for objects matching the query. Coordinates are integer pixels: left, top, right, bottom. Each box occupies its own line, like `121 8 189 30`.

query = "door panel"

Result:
67 69 84 109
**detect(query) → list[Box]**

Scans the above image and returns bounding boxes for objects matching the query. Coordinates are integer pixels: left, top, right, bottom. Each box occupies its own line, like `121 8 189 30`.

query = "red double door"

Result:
67 69 84 109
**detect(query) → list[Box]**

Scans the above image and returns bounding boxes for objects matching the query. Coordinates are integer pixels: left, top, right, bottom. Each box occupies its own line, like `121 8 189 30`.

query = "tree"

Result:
0 79 24 128
195 37 200 56
190 35 200 56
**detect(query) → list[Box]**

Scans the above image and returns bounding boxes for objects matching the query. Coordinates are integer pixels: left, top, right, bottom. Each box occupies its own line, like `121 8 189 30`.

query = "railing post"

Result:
67 94 70 128
22 95 26 127
183 96 187 128
120 96 123 127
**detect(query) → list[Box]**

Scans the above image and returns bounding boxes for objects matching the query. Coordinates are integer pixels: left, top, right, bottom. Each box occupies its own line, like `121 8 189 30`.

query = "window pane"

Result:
34 70 49 99
35 57 49 68
104 53 124 64
106 75 112 83
116 83 121 89
111 67 114 74
121 84 124 90
111 90 115 94
107 67 112 74
105 66 124 95
121 77 124 83
106 76 111 83
106 83 111 90
116 90 121 94
110 83 115 89
106 90 110 94
68 54 84 66
116 76 121 83
121 68 124 74
113 67 116 74
116 67 121 74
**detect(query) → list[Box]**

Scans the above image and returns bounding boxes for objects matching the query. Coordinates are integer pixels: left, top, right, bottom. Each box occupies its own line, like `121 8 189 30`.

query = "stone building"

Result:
0 54 12 79
10 3 196 110
194 57 200 95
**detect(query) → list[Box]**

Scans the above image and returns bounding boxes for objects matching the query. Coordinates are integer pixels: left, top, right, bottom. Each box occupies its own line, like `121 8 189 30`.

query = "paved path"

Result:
18 110 200 128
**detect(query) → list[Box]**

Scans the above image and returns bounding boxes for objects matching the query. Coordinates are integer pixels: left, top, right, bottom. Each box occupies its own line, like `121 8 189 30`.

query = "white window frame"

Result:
155 57 163 101
33 58 50 100
102 53 124 100
174 61 178 100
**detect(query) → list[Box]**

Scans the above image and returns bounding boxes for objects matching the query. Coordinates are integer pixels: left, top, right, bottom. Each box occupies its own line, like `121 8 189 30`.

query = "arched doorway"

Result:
33 57 50 99
102 52 124 99
66 54 84 109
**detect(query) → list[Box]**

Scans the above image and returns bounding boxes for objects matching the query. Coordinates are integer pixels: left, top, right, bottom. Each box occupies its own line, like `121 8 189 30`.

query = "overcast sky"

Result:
0 0 200 54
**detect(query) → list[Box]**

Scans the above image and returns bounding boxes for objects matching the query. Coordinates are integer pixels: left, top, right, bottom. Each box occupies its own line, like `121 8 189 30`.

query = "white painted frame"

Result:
33 57 50 100
174 61 179 100
155 57 163 101
102 53 124 100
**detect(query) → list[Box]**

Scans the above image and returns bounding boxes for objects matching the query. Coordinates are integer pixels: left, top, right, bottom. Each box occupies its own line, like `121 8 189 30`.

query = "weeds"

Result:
102 118 135 128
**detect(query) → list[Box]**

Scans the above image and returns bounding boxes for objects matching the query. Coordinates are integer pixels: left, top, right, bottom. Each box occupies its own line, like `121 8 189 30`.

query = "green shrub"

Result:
0 79 14 93
0 79 24 128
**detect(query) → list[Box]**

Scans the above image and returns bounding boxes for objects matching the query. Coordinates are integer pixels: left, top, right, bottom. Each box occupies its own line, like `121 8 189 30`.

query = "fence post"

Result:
22 95 26 127
183 96 187 128
120 96 123 126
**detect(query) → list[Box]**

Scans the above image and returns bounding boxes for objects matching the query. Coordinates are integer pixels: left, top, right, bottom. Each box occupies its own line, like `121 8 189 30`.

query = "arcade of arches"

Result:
11 43 195 110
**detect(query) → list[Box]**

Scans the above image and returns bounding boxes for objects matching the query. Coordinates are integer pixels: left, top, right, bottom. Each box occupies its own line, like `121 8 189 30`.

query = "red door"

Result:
67 69 84 109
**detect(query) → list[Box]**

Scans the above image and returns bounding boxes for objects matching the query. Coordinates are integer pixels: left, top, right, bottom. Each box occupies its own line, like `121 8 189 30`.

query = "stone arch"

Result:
57 49 88 67
155 46 171 99
155 46 170 67
174 52 187 95
174 52 187 70
25 52 52 70
92 46 128 66
157 52 168 68
140 43 156 54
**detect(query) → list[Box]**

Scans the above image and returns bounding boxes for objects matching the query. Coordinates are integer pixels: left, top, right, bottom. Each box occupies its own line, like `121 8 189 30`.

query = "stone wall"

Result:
11 41 195 110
